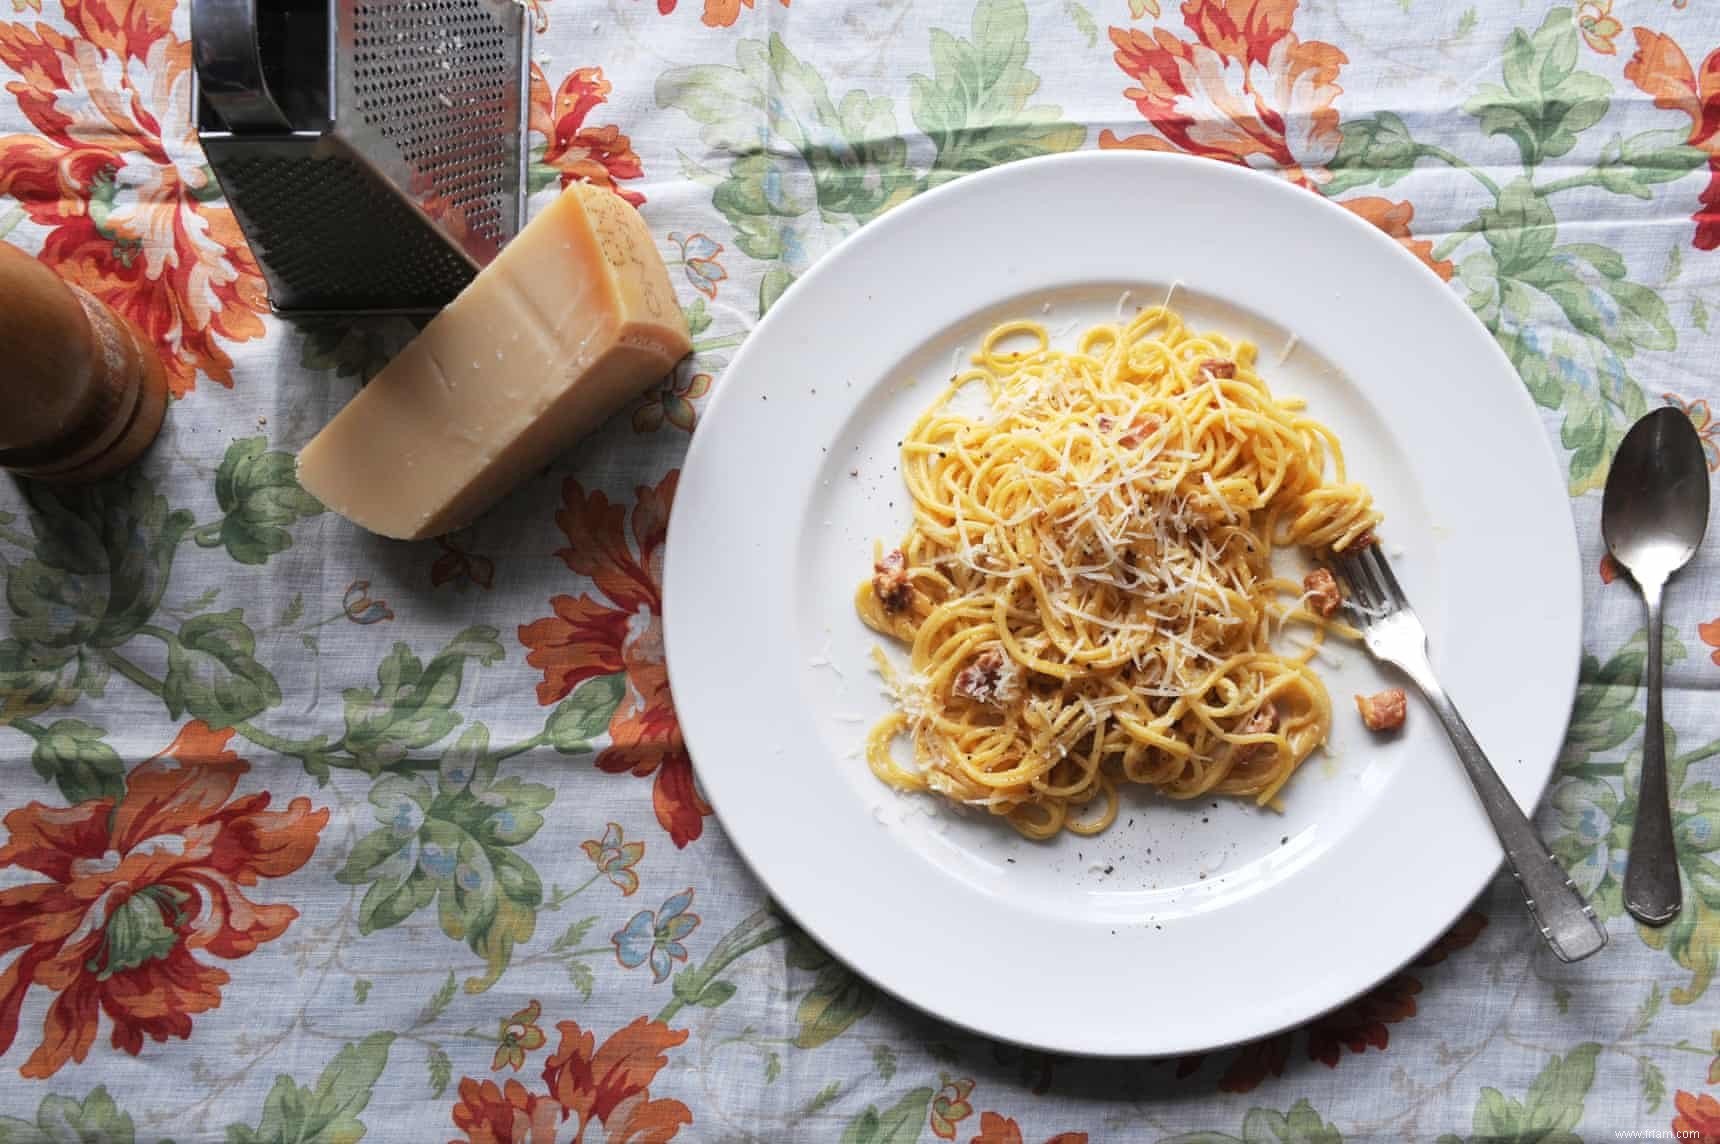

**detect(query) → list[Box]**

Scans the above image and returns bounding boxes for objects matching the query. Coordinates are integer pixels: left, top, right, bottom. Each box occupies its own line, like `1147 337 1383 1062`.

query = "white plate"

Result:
663 152 1580 1057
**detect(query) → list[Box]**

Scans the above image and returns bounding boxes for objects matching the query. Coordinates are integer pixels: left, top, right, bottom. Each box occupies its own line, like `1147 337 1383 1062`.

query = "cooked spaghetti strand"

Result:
857 307 1380 839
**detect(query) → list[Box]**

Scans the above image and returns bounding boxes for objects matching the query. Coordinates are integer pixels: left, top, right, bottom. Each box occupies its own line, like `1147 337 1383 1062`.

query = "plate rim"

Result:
663 149 1582 1057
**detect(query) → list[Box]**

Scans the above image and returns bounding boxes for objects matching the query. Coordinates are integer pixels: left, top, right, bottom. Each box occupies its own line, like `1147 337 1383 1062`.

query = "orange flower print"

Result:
1099 0 1450 281
1663 392 1720 472
529 64 646 207
648 0 788 29
1337 197 1453 281
971 1112 1089 1144
1577 1 1622 55
519 472 712 847
1101 0 1346 185
493 1000 548 1072
0 721 326 1078
433 536 498 591
0 0 268 396
581 822 644 895
1700 617 1720 667
450 1015 691 1143
541 1018 692 1141
1673 1091 1720 1143
931 1076 975 1139
1304 973 1419 1065
1625 29 1720 250
450 1077 563 1144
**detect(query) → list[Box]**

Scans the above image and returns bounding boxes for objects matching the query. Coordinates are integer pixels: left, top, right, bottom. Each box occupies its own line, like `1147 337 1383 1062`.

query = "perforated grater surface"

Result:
193 0 530 315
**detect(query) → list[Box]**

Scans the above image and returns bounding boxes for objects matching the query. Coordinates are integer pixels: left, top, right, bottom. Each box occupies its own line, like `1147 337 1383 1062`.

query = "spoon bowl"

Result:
1603 408 1711 585
1602 406 1711 927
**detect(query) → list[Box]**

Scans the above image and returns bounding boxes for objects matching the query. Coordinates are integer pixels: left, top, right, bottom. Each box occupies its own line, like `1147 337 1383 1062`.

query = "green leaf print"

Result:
760 267 796 315
11 472 191 652
1322 111 1418 196
1508 244 1675 356
0 637 78 726
683 297 714 338
658 0 1079 276
0 1086 139 1143
659 36 915 253
671 973 736 1009
225 1032 394 1144
342 626 504 768
337 724 549 992
910 0 1085 189
1480 180 1556 279
787 927 877 1049
839 1087 934 1144
163 610 281 730
1462 10 1609 168
421 970 458 1023
1162 1098 1342 1144
1560 626 1685 772
1634 725 1720 1004
427 1045 453 1099
1440 1043 1598 1144
298 317 417 383
1551 629 1694 919
1594 131 1707 200
1638 1057 1666 1112
205 436 325 566
29 718 124 804
657 907 791 1023
1374 7 1700 494
1064 0 1098 47
545 672 626 753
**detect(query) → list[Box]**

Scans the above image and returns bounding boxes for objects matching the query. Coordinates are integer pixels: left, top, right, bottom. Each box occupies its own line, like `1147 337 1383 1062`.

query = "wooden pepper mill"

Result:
0 242 169 482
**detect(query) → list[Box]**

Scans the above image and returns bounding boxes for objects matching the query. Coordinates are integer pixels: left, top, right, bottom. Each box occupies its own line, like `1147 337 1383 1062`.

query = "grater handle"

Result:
192 0 293 132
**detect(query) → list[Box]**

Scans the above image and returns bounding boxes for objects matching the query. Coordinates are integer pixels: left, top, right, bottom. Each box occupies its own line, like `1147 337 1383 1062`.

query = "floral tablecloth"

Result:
4 0 1720 1139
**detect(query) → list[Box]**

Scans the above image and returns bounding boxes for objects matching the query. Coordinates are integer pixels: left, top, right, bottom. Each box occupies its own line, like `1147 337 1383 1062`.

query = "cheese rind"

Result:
298 183 691 540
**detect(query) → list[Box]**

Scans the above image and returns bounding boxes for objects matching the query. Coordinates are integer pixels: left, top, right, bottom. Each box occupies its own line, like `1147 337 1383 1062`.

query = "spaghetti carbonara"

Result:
856 306 1379 839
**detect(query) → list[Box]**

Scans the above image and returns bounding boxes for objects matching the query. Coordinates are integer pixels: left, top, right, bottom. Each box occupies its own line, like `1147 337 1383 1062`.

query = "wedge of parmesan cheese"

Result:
298 183 691 540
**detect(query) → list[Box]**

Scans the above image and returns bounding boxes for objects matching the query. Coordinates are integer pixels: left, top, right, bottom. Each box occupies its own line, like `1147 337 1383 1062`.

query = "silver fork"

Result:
1331 544 1606 963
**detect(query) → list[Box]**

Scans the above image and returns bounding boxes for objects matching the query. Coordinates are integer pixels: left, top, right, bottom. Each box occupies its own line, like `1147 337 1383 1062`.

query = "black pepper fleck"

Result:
1280 836 1289 845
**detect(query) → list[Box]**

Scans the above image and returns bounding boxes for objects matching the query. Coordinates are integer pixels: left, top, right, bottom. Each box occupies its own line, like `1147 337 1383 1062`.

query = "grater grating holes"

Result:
221 153 473 309
349 0 516 249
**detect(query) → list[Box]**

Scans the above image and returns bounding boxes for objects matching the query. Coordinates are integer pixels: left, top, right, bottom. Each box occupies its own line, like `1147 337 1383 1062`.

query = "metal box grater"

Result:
192 0 530 315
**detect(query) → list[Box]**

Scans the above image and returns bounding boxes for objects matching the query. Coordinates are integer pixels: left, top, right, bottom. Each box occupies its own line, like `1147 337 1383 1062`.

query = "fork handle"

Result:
1396 659 1608 963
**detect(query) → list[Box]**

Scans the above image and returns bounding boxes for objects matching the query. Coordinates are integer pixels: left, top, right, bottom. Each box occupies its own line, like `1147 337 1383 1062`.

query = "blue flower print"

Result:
612 887 700 983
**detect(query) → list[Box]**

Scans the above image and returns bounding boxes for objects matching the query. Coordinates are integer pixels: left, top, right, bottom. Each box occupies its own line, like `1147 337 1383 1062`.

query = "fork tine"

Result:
1330 549 1378 612
1364 544 1411 609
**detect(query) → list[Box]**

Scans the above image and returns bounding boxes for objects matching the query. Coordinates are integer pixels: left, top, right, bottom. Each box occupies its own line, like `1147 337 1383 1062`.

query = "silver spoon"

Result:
1601 406 1711 926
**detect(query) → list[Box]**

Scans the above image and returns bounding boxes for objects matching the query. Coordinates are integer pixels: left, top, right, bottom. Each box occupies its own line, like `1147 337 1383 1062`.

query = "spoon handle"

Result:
1625 587 1681 926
